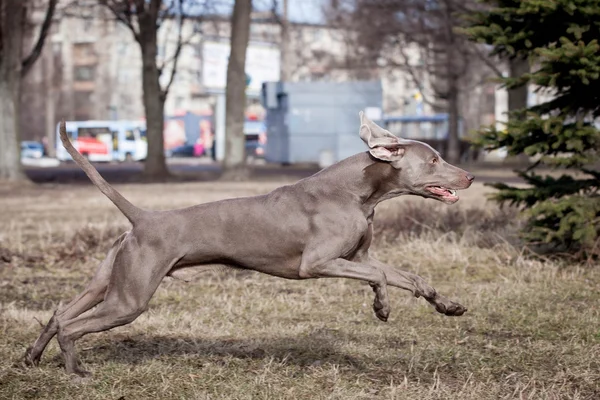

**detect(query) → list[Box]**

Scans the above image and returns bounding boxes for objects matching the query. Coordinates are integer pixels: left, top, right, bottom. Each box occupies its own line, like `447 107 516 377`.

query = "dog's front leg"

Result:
368 257 467 316
299 257 391 322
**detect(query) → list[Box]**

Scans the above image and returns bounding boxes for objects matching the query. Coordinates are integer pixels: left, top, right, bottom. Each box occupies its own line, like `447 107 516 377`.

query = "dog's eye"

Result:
430 158 438 164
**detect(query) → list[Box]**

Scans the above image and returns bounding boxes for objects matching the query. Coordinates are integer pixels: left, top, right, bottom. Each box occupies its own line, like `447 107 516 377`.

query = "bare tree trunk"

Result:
0 67 26 181
446 81 460 164
508 57 528 113
507 57 529 164
1 0 56 181
136 3 170 181
0 0 27 182
101 0 184 181
140 39 169 180
280 0 290 81
223 0 252 178
44 47 56 157
445 40 461 164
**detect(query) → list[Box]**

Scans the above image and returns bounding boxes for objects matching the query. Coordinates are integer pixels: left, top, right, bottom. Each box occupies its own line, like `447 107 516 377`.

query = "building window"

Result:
83 18 93 32
175 70 186 83
73 43 95 59
74 66 96 81
250 24 262 37
312 29 323 42
193 21 203 34
174 96 184 109
193 44 202 58
74 91 92 104
52 42 62 57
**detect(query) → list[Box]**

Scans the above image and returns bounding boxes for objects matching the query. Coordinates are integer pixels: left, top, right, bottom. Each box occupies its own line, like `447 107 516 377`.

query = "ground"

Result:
0 178 599 399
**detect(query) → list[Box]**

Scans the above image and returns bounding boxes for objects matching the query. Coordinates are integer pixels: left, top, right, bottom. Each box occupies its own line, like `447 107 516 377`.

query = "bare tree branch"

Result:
159 0 178 22
270 0 283 24
99 0 141 42
21 0 58 77
157 33 196 72
161 0 185 98
147 0 162 22
470 44 504 78
160 0 213 98
395 44 438 108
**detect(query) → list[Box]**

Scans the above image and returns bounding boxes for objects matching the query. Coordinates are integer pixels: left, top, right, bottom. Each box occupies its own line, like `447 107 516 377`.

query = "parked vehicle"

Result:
244 120 267 159
21 141 44 159
165 144 195 158
56 120 147 162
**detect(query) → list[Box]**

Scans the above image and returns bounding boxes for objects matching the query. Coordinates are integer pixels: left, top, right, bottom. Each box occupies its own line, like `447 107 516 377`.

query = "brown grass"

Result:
1 181 599 399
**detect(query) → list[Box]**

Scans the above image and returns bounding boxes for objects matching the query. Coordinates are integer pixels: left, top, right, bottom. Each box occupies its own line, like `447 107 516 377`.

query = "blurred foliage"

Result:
464 0 600 261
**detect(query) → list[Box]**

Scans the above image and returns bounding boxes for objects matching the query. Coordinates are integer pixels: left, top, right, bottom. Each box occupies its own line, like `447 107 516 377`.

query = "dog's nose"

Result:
466 173 475 182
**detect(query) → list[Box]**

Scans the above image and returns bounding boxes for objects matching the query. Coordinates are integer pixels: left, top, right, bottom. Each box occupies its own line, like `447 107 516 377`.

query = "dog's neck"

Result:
358 155 412 216
305 152 412 218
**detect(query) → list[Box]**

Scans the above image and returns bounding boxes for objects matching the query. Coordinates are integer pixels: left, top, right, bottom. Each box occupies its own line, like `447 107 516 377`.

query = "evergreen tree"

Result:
465 0 600 260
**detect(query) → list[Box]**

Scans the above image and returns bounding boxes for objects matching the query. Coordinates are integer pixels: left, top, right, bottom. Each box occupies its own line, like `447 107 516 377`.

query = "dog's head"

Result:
359 111 474 204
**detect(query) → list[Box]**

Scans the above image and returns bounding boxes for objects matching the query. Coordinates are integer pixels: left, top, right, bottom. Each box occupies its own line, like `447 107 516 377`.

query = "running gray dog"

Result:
24 112 474 376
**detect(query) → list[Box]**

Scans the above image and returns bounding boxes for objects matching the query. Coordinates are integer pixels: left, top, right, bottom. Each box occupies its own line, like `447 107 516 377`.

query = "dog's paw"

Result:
373 299 390 322
435 302 467 316
23 347 40 367
429 295 467 317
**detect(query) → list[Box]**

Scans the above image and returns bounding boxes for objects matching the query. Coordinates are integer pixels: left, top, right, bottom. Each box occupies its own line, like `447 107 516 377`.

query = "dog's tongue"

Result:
428 186 458 200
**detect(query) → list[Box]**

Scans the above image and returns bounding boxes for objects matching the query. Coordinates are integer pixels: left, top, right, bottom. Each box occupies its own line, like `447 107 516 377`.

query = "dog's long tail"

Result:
58 120 145 224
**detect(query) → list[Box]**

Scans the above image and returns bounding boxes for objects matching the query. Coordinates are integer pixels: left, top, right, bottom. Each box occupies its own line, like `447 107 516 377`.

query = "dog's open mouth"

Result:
426 186 459 202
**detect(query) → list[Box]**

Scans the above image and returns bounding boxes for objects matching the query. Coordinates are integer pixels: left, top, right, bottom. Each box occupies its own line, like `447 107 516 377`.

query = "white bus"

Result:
56 120 147 162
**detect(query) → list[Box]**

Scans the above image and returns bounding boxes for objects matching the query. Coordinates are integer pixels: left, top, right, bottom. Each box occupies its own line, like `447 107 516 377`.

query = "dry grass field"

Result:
0 179 599 399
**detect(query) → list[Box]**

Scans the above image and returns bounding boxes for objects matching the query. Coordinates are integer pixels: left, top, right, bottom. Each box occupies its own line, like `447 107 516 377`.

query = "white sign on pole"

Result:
202 41 281 94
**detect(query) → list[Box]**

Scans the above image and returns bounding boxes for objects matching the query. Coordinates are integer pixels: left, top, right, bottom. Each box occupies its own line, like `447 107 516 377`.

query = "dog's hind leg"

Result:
24 233 127 367
56 238 179 376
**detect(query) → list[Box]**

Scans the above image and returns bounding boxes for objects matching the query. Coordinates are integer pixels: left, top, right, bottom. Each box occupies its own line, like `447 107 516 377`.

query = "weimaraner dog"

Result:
24 112 474 376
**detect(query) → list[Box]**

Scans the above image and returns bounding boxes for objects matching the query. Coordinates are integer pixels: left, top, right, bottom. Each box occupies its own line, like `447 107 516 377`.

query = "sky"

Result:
190 0 328 24
265 0 327 24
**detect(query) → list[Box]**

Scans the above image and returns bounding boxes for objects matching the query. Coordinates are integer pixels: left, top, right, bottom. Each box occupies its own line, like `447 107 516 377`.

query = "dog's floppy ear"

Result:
359 111 405 161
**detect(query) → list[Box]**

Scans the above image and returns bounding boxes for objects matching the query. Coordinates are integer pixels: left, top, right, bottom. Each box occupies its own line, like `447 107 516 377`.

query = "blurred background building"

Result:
19 2 497 145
